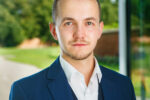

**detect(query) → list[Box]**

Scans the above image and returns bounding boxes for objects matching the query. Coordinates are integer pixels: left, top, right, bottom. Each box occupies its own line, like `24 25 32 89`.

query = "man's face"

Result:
50 0 103 60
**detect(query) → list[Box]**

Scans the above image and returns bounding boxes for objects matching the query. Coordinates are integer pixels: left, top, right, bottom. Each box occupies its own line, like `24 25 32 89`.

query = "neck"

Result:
62 53 95 86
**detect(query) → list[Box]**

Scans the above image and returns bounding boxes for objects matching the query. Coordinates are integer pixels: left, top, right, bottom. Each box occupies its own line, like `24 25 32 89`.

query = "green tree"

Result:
0 0 55 46
101 0 118 25
30 0 54 42
0 5 24 46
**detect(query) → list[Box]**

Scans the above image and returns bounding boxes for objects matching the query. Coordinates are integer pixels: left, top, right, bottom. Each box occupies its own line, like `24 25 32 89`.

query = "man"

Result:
9 0 136 100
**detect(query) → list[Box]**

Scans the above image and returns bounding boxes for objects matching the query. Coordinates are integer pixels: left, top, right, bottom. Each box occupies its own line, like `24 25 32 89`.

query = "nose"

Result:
73 24 86 40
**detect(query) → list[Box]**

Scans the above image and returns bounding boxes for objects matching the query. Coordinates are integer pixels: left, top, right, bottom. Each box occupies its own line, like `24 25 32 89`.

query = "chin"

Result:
67 51 93 60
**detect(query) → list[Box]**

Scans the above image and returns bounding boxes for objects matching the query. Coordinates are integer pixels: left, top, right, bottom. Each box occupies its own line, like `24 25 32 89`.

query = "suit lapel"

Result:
47 57 74 100
98 82 104 100
99 66 117 100
47 58 119 100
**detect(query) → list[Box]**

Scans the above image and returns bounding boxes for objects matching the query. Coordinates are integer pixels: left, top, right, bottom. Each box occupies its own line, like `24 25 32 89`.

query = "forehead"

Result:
58 0 98 6
57 0 99 20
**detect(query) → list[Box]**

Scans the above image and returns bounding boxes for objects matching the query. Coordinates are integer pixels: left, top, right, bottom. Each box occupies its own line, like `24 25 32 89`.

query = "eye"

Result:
64 22 72 26
86 21 93 26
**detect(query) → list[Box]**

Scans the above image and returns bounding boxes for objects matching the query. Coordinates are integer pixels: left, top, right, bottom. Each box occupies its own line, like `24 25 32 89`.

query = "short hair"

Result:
52 0 101 24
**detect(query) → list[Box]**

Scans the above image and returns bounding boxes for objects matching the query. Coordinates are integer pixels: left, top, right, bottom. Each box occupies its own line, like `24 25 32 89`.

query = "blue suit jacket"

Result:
9 57 136 100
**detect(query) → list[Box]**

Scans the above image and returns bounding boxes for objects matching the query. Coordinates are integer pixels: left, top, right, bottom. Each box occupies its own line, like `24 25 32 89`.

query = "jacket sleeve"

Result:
9 82 28 100
128 78 136 100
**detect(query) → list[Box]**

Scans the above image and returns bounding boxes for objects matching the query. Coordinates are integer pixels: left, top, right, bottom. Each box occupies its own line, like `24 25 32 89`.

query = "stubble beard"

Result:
62 48 93 60
61 39 96 60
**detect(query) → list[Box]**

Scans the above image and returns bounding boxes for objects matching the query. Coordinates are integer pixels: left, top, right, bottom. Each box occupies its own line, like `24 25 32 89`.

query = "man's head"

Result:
49 0 103 60
52 0 101 24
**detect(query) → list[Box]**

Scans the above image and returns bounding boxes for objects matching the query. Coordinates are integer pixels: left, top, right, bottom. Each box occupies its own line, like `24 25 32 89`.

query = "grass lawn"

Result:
0 46 119 71
0 47 60 69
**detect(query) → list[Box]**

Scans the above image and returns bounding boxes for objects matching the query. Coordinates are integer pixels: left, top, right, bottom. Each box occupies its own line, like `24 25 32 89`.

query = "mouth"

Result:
72 43 87 47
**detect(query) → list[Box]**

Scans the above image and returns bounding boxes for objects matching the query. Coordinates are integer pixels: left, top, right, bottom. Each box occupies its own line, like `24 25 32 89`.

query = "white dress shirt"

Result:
59 56 102 100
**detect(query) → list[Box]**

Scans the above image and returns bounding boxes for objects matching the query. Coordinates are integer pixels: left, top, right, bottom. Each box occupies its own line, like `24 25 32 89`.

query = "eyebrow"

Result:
62 17 74 22
85 17 97 21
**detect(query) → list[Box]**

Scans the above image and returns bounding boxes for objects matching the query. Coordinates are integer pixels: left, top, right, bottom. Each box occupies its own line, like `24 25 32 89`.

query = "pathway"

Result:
0 56 40 100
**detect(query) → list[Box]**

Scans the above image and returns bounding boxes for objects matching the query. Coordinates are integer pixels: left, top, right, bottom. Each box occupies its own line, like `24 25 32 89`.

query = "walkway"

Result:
0 56 40 100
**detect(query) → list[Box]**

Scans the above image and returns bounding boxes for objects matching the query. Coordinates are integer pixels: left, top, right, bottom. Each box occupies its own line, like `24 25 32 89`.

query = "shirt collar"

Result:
59 55 102 83
90 58 102 83
59 55 79 82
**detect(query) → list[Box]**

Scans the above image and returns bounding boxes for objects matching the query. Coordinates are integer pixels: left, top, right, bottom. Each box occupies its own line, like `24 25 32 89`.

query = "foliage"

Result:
131 0 150 23
0 5 24 46
0 0 54 46
0 0 150 47
131 0 150 36
100 0 118 25
0 0 120 47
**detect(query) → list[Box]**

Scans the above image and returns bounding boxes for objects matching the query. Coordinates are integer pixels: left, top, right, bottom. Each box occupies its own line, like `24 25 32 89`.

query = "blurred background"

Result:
0 0 150 100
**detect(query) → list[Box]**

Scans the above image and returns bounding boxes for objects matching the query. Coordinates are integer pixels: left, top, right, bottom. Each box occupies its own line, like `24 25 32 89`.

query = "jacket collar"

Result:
47 57 63 80
47 57 75 100
99 65 118 100
47 57 117 100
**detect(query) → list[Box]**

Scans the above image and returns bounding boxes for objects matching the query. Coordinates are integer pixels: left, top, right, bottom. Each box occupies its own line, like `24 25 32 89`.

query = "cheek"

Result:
59 26 77 41
87 29 99 40
58 30 72 45
59 25 75 36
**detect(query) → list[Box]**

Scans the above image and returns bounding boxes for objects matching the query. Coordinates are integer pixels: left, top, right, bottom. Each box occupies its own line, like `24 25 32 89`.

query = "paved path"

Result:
0 56 40 100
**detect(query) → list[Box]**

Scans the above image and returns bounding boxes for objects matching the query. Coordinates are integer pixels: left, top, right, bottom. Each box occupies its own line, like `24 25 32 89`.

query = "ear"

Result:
49 23 58 40
98 21 104 39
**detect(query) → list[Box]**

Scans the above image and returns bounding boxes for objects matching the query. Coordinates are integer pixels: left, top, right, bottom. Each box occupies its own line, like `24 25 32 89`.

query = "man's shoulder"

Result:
12 66 50 87
9 65 55 100
12 57 60 87
100 66 136 99
100 65 131 82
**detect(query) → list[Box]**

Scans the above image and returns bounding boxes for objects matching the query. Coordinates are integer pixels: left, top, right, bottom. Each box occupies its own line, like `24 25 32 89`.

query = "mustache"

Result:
69 39 89 44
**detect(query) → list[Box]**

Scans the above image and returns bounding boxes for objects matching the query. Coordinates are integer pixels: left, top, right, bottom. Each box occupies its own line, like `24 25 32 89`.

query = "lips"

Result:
72 43 87 46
